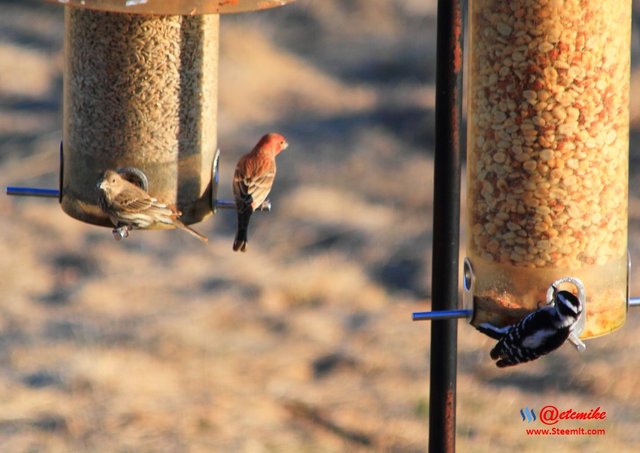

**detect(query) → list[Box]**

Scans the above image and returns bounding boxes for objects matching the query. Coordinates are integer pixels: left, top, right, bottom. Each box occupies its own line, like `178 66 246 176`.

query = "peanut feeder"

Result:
465 0 631 338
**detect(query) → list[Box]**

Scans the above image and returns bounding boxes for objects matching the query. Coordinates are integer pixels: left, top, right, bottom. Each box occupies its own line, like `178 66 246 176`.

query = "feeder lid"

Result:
47 0 296 14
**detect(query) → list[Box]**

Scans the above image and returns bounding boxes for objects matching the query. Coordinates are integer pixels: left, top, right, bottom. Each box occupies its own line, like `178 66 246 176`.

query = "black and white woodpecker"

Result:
476 286 583 367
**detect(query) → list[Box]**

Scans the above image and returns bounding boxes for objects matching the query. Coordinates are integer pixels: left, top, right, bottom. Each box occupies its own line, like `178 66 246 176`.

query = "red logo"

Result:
539 405 606 426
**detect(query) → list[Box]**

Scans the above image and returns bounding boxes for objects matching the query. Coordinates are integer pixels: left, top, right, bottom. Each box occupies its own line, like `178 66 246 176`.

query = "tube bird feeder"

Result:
413 0 636 448
34 0 296 228
465 0 631 339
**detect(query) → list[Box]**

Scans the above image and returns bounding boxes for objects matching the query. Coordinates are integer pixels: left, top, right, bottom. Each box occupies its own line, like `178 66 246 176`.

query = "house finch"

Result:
232 132 288 252
97 170 208 242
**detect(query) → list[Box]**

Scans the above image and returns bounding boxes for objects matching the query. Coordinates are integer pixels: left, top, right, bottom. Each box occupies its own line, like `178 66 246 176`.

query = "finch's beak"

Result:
98 180 107 191
282 141 289 150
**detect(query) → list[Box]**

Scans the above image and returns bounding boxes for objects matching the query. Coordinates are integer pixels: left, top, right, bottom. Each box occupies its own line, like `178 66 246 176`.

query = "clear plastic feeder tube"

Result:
466 0 631 338
62 8 219 226
58 0 296 227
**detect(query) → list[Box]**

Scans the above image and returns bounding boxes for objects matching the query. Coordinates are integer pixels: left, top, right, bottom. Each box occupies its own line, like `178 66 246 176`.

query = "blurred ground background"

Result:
1 0 640 451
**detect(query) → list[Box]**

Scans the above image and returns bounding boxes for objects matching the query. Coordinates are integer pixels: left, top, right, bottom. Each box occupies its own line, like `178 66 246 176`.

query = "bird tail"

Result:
233 230 248 252
174 220 208 243
233 211 252 252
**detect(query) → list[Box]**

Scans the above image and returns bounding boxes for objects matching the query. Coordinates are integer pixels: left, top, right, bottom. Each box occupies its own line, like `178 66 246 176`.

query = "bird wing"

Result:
521 328 558 349
233 156 276 211
113 187 155 213
490 308 565 365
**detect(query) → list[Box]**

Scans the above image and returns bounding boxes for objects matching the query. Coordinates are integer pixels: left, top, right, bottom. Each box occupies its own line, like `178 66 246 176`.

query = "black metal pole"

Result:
428 0 464 451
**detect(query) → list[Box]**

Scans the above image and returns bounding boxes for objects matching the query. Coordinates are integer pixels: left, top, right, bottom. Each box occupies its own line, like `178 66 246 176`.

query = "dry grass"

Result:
1 1 640 452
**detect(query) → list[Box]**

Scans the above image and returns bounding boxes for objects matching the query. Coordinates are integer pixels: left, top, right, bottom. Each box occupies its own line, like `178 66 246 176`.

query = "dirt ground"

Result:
1 0 640 451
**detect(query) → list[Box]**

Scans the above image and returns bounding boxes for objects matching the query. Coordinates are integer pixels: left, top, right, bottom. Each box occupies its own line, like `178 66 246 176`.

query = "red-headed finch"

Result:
232 133 289 252
97 170 208 242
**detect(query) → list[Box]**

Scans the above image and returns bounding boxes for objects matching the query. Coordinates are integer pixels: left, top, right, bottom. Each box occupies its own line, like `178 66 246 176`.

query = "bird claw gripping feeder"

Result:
6 0 295 234
413 0 639 450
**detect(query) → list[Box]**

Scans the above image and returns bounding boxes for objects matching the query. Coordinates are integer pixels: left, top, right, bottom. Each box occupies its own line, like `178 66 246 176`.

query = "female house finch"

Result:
97 170 208 242
232 133 288 252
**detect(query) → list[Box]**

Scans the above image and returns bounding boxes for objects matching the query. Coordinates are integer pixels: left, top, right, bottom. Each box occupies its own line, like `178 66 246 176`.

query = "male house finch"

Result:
97 170 208 242
232 133 289 252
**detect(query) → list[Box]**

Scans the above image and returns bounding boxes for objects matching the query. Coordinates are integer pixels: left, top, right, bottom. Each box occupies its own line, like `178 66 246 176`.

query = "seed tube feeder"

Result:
12 0 296 229
61 9 218 227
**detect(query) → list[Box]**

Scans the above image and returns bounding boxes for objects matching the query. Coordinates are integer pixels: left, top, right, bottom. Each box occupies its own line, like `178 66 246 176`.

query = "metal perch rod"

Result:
214 199 271 212
6 187 60 198
413 309 472 321
6 186 271 212
413 298 640 321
